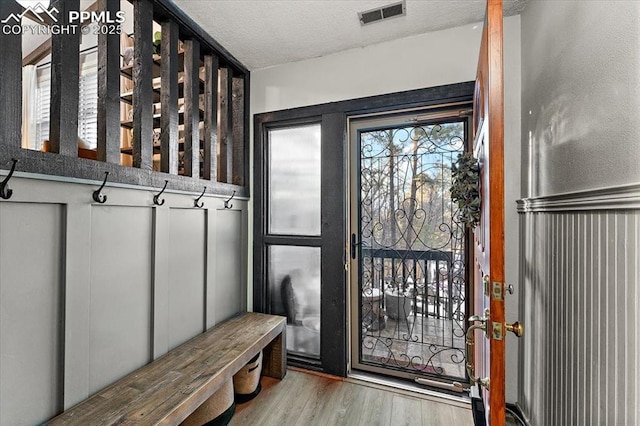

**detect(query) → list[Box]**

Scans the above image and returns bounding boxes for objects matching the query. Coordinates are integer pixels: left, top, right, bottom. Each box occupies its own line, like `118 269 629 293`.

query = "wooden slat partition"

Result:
160 20 179 174
133 0 154 170
203 55 219 181
183 40 201 178
241 73 250 186
49 0 81 156
232 76 245 186
218 67 233 183
0 0 22 148
0 0 249 193
97 0 122 163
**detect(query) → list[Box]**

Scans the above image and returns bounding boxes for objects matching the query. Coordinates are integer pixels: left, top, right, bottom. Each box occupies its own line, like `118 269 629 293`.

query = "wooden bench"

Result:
47 312 286 425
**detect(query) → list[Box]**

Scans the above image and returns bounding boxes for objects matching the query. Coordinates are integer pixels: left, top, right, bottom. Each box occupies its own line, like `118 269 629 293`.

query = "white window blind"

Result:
78 51 98 149
35 49 99 151
35 67 50 151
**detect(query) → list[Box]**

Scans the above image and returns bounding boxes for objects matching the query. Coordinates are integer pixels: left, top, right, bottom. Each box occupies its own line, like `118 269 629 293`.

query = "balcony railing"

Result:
361 247 463 320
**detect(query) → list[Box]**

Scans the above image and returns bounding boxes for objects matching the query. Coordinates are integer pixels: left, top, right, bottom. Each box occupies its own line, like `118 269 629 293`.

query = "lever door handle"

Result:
468 314 486 323
466 307 490 388
351 233 363 259
465 323 490 389
468 307 490 324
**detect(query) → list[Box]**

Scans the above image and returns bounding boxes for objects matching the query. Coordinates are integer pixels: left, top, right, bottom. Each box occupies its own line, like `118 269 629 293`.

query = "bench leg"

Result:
262 328 286 379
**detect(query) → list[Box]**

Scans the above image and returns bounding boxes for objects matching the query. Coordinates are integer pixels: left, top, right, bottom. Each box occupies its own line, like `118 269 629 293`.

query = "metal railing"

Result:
361 247 456 320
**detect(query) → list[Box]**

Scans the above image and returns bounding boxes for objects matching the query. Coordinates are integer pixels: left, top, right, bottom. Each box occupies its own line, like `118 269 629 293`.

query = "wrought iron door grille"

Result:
357 121 468 381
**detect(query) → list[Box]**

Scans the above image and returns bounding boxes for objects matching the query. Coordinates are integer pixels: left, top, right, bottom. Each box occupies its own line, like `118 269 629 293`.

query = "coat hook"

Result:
224 190 236 209
0 158 18 200
92 171 109 204
194 186 206 208
153 180 169 206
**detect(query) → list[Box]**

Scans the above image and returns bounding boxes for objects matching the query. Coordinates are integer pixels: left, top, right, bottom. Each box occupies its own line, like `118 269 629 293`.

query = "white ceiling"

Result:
171 0 528 70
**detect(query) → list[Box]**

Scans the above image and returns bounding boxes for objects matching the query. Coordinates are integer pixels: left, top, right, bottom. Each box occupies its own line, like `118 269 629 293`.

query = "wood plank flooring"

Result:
231 369 472 426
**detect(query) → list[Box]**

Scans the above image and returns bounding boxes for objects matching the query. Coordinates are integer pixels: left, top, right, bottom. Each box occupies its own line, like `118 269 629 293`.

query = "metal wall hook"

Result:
92 171 109 204
224 190 236 209
153 180 169 206
194 186 206 208
0 158 18 200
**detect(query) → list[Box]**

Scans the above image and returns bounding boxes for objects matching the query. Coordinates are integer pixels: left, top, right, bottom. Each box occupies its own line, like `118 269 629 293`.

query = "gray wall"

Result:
519 207 639 425
520 1 640 424
0 174 247 426
521 0 640 198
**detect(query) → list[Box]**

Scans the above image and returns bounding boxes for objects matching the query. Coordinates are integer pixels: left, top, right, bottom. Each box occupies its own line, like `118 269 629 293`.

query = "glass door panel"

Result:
263 122 322 362
267 125 321 236
267 245 321 357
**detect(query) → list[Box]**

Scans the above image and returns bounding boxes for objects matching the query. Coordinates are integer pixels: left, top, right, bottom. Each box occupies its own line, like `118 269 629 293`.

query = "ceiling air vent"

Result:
358 1 406 26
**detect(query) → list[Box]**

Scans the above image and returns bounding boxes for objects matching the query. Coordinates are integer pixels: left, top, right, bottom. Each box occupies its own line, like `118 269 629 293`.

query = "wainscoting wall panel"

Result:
518 188 639 426
0 175 248 425
167 208 206 350
88 206 153 394
0 203 64 426
213 209 246 324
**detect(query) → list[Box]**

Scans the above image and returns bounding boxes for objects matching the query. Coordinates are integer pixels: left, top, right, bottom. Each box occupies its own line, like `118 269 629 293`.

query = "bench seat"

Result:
47 312 286 425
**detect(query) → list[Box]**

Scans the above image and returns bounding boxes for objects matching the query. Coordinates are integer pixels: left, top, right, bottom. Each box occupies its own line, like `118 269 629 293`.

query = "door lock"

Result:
506 321 524 337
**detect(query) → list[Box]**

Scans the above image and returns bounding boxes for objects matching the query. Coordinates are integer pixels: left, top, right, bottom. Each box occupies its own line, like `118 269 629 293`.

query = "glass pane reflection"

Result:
268 245 320 358
268 124 321 236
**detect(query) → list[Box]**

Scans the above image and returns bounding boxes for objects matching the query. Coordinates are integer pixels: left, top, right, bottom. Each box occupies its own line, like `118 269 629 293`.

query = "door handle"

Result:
506 321 524 337
351 234 356 259
351 233 363 259
466 310 490 389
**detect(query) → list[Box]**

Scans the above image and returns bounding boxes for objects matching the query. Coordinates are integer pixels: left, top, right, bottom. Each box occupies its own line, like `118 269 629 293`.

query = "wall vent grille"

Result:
358 1 406 26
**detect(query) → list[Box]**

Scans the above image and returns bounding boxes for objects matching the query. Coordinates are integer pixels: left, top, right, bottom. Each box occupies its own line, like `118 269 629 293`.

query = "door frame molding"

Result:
253 81 474 377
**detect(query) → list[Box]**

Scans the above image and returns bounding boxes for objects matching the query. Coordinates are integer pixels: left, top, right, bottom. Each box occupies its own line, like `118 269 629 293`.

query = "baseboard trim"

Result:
347 371 471 409
517 183 640 213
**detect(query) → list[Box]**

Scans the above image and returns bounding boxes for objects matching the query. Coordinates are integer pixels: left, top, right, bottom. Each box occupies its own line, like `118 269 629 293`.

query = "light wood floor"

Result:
230 369 473 426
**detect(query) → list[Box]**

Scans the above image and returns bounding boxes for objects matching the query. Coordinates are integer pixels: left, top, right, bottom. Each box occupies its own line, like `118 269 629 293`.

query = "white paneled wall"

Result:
518 190 640 425
214 209 245 324
167 208 206 350
0 175 247 426
89 206 153 394
0 203 64 426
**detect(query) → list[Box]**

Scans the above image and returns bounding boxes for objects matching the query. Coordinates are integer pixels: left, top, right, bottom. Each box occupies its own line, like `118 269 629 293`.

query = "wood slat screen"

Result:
96 0 121 164
0 0 249 197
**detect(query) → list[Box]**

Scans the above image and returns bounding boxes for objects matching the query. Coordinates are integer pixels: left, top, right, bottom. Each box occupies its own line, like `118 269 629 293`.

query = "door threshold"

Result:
347 371 471 409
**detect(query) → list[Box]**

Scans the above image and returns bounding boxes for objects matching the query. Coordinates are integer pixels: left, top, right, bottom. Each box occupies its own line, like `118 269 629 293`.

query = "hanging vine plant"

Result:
451 152 481 229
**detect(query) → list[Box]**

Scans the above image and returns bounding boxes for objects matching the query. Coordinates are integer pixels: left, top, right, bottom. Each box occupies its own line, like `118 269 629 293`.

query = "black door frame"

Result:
253 81 474 377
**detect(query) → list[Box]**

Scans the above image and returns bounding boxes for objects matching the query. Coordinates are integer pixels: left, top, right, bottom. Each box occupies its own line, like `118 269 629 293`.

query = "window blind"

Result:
35 66 50 151
78 51 98 149
34 49 99 151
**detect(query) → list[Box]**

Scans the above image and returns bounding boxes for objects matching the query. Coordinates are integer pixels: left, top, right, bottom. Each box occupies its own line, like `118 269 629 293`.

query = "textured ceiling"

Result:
171 0 527 70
